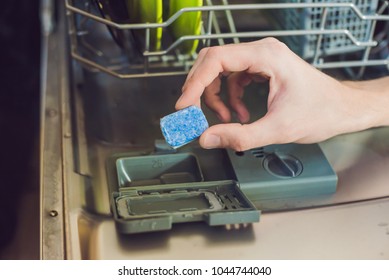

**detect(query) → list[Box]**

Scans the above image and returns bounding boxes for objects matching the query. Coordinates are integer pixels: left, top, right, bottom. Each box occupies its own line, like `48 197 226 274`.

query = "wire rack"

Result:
270 0 380 58
65 0 389 79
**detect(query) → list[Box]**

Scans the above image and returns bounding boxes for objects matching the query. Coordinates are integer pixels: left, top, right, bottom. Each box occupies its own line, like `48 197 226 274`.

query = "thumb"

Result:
199 118 277 151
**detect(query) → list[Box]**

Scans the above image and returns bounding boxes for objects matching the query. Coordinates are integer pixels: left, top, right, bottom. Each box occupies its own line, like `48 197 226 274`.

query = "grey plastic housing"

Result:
111 180 260 234
227 143 338 200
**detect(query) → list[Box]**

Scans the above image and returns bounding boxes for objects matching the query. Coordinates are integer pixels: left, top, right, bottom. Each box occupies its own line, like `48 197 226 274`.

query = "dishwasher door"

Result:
40 0 389 259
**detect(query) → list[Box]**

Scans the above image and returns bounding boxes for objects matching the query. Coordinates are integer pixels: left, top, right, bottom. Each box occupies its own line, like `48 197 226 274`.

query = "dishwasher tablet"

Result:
160 105 209 149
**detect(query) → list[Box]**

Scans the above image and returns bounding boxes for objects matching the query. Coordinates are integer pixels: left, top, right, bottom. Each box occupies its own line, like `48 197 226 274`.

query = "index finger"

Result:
175 39 278 110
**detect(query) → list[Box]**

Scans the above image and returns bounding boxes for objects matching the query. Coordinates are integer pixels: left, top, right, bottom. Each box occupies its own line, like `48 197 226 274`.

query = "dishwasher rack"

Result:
65 0 389 79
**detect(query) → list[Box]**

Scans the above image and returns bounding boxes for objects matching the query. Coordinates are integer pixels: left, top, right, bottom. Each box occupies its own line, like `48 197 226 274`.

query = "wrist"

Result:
341 83 389 132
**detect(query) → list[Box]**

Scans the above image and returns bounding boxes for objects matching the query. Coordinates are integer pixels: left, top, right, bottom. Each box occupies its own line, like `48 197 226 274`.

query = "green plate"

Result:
169 0 203 55
127 0 163 51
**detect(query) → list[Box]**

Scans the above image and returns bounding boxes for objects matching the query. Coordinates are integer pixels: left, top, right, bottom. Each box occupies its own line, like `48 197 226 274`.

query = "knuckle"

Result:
206 45 224 58
261 37 280 44
227 125 253 151
198 47 209 57
262 37 290 55
228 139 247 152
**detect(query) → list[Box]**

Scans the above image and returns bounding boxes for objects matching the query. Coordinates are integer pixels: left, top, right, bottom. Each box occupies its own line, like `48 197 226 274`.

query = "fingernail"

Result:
203 134 221 149
175 96 183 108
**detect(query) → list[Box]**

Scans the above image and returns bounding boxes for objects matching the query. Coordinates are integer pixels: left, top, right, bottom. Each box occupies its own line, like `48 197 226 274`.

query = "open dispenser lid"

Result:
111 180 260 234
110 153 260 234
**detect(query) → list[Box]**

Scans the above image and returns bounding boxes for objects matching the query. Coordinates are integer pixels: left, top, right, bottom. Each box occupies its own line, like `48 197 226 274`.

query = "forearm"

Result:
341 76 389 131
342 76 389 93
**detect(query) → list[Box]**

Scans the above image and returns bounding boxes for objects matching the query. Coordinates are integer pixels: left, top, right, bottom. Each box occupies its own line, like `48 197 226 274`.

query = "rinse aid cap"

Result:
160 105 209 149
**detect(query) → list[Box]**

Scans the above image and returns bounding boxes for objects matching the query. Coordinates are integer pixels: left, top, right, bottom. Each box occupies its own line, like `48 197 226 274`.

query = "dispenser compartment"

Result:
116 153 204 188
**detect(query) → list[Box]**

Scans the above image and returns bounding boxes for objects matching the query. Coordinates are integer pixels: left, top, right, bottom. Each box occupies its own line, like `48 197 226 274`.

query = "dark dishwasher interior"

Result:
0 0 40 259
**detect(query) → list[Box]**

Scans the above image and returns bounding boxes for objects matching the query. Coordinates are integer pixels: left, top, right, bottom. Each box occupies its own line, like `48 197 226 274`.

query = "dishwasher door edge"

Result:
40 0 69 260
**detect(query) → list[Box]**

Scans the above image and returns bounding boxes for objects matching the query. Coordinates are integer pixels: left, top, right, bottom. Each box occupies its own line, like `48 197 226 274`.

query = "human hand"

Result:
175 38 387 151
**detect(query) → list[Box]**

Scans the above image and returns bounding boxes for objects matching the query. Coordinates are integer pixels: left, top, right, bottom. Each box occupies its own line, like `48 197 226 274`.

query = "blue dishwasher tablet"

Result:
160 106 209 149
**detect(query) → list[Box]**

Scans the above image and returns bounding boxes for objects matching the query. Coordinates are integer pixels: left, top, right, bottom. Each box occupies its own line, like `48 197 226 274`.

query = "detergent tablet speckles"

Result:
160 106 209 149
